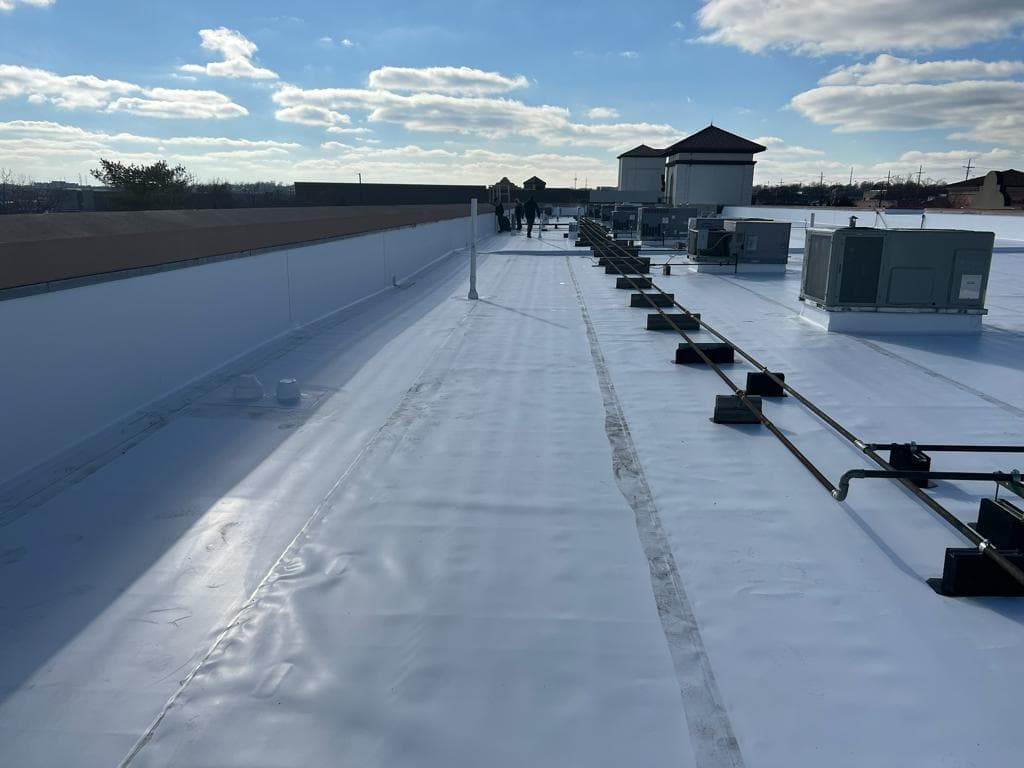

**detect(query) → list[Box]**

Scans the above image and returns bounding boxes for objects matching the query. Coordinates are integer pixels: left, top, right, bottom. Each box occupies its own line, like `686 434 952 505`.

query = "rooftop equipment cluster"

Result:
574 214 1023 598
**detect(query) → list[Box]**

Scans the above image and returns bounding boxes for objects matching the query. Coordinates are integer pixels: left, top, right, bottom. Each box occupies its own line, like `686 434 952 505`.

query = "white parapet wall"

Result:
721 205 1024 241
0 214 483 488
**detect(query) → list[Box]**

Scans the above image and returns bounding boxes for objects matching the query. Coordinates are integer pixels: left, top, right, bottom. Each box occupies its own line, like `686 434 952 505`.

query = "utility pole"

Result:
917 165 923 185
819 170 824 186
573 174 577 189
849 167 854 185
962 158 974 180
357 172 362 184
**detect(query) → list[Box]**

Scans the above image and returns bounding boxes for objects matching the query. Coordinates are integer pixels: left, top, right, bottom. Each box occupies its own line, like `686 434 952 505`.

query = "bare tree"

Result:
0 167 12 215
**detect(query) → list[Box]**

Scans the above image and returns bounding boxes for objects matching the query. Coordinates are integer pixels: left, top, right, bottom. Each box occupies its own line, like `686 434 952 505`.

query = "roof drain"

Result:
579 217 1024 596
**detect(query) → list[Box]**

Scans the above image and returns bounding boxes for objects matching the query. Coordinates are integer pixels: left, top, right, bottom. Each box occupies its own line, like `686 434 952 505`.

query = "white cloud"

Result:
749 135 852 185
0 0 53 10
866 148 1023 183
321 142 456 159
619 51 639 59
0 119 622 187
820 54 1024 85
340 38 354 48
587 106 619 119
109 88 249 119
180 27 278 80
672 20 685 30
274 104 352 129
696 0 1024 54
0 64 247 118
326 126 372 135
949 115 1024 145
0 64 139 109
367 66 528 95
791 56 1024 145
272 81 680 148
0 120 299 149
0 119 301 181
293 145 616 186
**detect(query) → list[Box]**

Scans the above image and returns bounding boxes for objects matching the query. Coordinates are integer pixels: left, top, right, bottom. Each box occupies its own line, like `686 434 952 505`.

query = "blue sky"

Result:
1 0 1023 186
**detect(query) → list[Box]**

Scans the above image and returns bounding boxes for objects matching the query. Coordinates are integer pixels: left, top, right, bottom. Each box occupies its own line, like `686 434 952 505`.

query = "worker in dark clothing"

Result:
513 198 524 231
524 196 539 238
494 199 505 228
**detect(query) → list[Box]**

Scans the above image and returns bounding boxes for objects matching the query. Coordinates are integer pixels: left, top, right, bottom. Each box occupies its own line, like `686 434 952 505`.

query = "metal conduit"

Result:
863 443 1024 454
577 217 1024 590
835 470 1023 502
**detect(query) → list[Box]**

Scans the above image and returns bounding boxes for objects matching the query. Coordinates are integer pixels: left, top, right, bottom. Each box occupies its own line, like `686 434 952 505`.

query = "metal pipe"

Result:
834 469 1022 502
863 443 1024 454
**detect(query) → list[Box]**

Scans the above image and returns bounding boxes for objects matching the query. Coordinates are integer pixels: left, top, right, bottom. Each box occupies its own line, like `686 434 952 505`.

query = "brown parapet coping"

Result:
0 203 494 291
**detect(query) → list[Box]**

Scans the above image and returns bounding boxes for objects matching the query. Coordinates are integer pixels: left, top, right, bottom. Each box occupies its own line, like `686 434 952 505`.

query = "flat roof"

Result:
2 221 1023 766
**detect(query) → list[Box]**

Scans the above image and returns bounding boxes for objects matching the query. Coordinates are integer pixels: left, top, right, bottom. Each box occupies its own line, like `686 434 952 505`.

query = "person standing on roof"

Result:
513 198 524 231
524 195 539 238
494 198 505 229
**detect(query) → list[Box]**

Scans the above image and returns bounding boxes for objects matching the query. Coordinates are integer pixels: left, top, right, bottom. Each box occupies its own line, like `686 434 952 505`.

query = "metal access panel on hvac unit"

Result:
800 228 994 311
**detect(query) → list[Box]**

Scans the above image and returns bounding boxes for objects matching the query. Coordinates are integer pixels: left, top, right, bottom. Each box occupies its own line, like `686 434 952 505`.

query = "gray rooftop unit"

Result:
723 219 791 264
686 217 723 255
800 227 993 312
638 205 710 240
611 205 640 233
686 218 791 265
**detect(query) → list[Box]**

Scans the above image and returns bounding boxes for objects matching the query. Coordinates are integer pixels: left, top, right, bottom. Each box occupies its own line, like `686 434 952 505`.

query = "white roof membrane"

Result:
1 223 1023 767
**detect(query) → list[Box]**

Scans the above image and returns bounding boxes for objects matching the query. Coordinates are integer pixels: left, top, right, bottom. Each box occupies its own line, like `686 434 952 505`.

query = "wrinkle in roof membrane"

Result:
118 250 694 767
566 255 745 768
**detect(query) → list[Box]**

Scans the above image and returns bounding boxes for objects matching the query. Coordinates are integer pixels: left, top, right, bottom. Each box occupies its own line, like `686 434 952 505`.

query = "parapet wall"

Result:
0 204 489 292
722 205 1024 241
0 208 493 487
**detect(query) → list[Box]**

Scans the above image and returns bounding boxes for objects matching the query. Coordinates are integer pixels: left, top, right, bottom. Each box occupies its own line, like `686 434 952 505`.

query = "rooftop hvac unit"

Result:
686 217 722 255
800 228 993 312
611 205 639 233
638 205 710 240
722 220 791 264
686 218 792 270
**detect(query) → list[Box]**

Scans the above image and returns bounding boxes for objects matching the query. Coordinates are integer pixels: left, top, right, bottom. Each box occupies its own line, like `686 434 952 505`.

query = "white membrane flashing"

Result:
799 303 984 335
690 262 787 274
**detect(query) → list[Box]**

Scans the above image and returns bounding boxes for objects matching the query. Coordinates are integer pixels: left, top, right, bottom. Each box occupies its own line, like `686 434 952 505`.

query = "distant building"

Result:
492 177 515 204
946 170 1024 209
662 125 765 207
295 182 487 207
488 177 585 205
616 145 665 194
